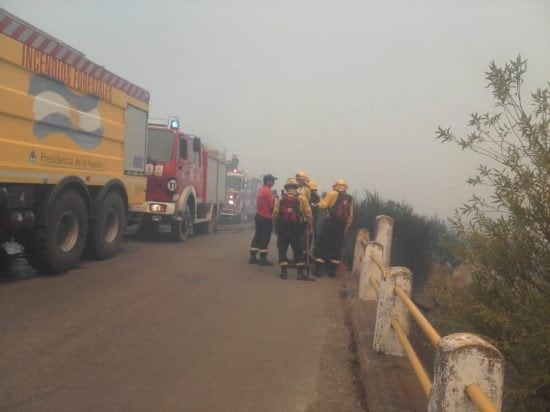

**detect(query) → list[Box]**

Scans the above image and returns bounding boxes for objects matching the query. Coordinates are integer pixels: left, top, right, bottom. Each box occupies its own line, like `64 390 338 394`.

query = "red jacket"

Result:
256 185 275 219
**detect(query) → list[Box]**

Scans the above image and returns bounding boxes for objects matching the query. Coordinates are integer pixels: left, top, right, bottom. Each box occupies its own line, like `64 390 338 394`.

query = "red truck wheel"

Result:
171 205 191 242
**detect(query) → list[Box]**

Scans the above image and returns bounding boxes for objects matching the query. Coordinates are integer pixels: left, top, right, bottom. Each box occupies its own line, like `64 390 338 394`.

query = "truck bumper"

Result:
129 202 179 224
129 201 177 216
220 211 239 217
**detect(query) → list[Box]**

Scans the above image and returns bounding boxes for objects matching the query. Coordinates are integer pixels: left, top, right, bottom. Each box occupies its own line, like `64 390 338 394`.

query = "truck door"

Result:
177 134 189 191
188 136 204 201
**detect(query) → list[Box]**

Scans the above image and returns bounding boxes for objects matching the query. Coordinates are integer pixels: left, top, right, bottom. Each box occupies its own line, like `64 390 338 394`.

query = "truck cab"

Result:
221 170 261 223
133 119 226 241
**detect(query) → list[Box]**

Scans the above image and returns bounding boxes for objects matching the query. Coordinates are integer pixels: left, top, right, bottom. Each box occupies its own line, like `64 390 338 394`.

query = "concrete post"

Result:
373 266 412 356
428 333 504 412
375 215 393 267
352 229 369 275
358 241 383 301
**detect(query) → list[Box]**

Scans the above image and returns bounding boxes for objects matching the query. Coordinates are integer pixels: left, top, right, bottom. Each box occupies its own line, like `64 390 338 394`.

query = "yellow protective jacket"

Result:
318 189 353 231
298 183 311 203
273 188 313 228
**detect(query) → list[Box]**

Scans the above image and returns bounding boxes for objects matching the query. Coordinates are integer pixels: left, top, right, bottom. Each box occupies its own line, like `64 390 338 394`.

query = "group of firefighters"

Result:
248 171 353 281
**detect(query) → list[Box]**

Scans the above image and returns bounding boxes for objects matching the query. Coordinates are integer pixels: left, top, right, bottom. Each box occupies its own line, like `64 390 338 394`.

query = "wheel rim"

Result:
57 211 79 252
103 209 120 244
181 211 190 234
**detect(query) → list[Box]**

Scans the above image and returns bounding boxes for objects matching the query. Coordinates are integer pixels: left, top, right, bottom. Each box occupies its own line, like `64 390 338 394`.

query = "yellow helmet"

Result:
284 177 299 189
332 179 348 190
295 170 309 182
309 181 319 190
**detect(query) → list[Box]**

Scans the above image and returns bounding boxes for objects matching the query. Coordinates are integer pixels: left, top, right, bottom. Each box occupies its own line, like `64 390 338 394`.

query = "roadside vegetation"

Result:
345 191 457 289
427 57 550 411
345 57 548 410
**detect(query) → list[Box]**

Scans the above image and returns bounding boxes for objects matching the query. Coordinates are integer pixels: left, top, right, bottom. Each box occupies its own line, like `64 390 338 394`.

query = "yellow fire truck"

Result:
0 8 149 272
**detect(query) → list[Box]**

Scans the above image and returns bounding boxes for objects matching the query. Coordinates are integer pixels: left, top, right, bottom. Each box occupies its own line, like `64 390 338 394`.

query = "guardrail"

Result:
352 215 504 412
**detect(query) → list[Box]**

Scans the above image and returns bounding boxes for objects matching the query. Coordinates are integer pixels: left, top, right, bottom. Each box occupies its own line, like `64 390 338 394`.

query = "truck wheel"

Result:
87 191 126 260
196 214 217 235
171 205 191 241
206 215 217 234
28 189 88 273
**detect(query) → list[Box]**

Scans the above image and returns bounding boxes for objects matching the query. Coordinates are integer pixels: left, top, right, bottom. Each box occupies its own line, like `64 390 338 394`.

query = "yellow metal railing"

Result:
369 276 380 295
370 253 390 279
364 251 498 411
394 285 441 347
466 384 498 412
391 319 432 397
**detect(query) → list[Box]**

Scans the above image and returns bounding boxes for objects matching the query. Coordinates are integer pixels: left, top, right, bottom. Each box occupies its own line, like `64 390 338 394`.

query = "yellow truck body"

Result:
0 8 150 272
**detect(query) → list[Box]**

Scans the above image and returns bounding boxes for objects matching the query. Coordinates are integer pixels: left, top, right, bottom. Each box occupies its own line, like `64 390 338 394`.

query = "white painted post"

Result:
358 241 384 301
373 267 412 356
375 215 393 267
428 333 504 412
352 229 369 275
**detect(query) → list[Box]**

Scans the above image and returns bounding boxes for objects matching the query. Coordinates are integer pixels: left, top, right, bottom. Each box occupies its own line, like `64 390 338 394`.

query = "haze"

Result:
2 0 549 218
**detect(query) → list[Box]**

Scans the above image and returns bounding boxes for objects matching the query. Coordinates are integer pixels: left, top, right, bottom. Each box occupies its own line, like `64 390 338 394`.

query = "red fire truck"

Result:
132 119 227 241
221 170 261 223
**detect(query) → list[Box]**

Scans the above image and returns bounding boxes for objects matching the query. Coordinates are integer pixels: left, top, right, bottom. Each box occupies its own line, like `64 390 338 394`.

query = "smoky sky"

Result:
3 0 549 218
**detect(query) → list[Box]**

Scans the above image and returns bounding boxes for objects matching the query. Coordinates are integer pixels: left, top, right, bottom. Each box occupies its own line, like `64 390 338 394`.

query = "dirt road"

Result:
0 225 365 411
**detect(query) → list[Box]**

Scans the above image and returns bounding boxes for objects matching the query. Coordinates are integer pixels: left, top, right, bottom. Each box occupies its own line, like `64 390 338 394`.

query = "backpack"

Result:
329 192 351 221
279 194 301 223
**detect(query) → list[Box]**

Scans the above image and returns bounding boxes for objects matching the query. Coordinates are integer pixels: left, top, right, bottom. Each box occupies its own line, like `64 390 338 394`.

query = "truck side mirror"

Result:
193 137 201 153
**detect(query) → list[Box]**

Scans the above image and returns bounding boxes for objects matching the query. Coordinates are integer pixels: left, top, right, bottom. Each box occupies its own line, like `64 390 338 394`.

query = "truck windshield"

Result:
227 175 243 191
147 129 174 163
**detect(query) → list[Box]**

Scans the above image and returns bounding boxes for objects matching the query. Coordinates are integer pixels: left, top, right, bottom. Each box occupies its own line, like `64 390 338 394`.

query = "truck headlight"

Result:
150 203 167 213
228 200 234 205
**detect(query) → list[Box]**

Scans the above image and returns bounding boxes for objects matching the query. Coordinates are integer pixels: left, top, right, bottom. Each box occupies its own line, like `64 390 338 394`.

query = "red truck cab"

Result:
133 119 227 241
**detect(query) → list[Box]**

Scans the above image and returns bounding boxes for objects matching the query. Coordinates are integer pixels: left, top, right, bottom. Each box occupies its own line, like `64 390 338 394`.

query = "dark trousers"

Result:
315 217 346 263
276 223 304 265
250 214 273 253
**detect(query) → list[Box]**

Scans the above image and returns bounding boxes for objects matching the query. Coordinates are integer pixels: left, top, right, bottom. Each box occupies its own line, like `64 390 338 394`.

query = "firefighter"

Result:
249 174 277 265
314 179 353 277
294 171 312 262
295 170 311 202
273 178 314 280
308 181 321 250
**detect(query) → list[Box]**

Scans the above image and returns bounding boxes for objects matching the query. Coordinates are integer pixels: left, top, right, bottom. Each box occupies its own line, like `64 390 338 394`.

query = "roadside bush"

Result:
344 190 457 288
430 57 550 410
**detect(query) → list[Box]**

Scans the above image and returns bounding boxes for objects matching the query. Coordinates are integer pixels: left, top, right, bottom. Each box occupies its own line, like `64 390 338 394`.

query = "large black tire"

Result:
27 189 88 273
170 205 191 242
87 191 126 260
195 215 217 235
0 246 8 277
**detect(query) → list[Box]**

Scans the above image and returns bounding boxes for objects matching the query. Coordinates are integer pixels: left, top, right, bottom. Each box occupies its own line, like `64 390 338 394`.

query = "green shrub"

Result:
431 57 550 410
344 190 457 288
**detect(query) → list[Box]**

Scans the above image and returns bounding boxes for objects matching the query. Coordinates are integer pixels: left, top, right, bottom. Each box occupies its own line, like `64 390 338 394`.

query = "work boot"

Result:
280 266 288 279
326 262 336 278
258 253 274 266
313 262 322 277
248 250 258 264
